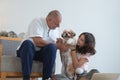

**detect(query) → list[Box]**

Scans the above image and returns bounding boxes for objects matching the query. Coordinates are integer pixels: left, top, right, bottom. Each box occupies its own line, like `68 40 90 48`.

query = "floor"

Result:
0 78 40 80
0 78 22 80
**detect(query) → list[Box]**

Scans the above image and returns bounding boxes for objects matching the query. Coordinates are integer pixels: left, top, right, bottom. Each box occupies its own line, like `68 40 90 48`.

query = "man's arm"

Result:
32 37 50 47
32 37 68 52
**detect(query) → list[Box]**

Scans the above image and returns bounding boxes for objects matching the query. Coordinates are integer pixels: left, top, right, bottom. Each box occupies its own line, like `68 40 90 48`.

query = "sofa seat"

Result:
1 55 43 72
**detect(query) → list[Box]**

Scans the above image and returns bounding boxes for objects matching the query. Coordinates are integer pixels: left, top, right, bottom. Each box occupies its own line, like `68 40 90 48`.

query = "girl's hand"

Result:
79 58 88 64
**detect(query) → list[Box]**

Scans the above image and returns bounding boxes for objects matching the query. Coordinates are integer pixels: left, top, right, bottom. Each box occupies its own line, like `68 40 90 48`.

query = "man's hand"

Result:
56 42 68 52
56 38 63 44
59 44 68 52
56 38 68 52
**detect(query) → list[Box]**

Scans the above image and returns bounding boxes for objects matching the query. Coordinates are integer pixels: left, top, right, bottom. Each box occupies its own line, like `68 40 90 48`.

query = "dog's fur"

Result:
60 29 76 79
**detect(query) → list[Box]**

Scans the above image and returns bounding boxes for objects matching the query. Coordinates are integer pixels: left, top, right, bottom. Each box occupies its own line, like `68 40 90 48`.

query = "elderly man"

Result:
17 10 68 80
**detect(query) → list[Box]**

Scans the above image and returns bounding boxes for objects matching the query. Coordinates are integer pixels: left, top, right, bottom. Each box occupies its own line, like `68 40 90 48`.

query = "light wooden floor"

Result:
0 78 40 80
0 78 22 80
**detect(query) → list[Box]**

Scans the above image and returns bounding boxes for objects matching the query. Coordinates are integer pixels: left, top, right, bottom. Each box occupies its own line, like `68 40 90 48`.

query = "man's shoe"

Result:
23 79 30 80
45 78 52 80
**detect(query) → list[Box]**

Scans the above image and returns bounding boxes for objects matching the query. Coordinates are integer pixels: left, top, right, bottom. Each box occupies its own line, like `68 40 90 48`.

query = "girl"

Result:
53 32 99 80
71 32 99 80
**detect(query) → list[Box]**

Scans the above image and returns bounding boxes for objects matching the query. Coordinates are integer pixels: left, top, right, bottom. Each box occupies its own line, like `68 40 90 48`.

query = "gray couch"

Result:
0 37 55 80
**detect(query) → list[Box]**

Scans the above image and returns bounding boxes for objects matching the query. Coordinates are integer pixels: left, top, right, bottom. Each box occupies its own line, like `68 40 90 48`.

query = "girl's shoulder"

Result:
76 52 91 56
76 52 91 59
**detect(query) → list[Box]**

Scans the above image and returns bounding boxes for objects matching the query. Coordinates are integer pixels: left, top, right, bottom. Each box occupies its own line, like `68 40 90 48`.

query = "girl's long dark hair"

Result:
76 32 96 55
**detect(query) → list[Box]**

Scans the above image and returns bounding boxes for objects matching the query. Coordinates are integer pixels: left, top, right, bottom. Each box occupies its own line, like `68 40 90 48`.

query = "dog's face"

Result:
61 29 76 39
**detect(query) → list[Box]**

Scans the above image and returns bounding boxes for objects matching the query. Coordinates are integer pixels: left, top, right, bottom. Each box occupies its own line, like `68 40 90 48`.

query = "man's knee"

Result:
18 40 35 57
44 44 57 58
22 40 34 47
46 43 57 51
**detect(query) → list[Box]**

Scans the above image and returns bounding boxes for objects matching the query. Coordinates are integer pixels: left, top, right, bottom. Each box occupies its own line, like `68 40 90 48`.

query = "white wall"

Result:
0 0 120 75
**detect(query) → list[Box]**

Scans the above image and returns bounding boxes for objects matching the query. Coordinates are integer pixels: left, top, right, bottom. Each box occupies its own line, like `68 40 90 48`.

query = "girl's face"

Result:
77 34 85 47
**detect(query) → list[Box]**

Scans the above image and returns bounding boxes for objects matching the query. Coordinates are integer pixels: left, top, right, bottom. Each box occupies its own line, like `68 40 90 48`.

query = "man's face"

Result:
49 17 61 29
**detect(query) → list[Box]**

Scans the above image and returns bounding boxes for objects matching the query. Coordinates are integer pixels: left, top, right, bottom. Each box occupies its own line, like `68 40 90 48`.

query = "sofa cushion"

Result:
1 55 55 73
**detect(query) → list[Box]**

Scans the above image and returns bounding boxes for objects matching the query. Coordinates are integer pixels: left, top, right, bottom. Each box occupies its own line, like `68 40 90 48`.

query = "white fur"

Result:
67 38 76 45
75 68 84 74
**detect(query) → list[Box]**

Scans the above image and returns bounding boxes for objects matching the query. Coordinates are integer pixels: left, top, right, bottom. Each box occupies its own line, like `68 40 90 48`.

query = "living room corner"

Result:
0 0 120 80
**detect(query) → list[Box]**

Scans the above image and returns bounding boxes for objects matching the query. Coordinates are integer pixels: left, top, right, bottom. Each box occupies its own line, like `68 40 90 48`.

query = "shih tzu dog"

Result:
60 29 76 79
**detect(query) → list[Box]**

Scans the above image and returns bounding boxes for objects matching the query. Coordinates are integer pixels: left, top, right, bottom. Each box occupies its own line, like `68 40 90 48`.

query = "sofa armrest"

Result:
0 44 2 67
0 37 22 56
0 37 22 41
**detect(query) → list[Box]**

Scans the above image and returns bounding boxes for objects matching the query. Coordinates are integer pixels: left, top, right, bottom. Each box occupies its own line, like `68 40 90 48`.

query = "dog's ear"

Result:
61 30 66 38
70 30 76 37
72 32 76 37
61 32 64 38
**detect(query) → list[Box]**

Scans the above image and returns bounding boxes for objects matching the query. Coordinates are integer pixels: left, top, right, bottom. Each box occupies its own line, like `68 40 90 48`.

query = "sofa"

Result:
0 37 55 80
0 36 119 80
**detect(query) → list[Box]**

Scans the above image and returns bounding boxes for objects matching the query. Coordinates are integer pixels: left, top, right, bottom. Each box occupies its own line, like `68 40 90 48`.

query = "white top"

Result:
17 18 60 51
76 53 90 71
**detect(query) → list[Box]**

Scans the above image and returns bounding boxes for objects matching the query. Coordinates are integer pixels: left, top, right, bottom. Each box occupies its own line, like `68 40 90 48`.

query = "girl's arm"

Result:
71 50 88 69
